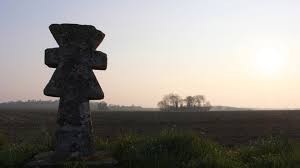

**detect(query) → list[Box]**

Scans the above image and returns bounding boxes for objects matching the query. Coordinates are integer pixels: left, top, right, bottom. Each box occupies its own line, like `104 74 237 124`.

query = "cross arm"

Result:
91 51 107 70
45 48 60 68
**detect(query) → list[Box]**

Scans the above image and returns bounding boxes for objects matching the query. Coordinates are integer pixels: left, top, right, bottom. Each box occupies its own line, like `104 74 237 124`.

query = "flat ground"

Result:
0 109 299 145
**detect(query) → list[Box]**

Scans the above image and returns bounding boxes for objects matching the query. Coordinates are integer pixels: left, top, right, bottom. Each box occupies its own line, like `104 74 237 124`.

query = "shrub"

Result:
112 129 244 168
237 136 300 168
0 143 48 167
94 136 111 151
0 133 7 149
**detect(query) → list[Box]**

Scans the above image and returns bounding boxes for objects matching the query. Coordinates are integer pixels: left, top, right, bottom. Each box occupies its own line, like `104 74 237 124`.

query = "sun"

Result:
254 47 287 77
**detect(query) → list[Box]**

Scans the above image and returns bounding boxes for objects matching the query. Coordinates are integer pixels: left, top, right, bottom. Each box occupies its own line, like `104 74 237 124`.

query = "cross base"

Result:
53 98 94 161
26 151 117 168
53 125 95 161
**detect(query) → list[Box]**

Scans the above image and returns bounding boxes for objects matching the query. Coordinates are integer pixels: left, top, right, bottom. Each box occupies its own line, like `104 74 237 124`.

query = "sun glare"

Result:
254 47 287 77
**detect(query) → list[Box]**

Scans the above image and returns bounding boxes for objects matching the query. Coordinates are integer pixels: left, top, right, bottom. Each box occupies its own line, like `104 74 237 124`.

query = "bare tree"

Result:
184 96 195 108
168 93 181 109
157 93 182 111
193 95 205 107
157 99 168 111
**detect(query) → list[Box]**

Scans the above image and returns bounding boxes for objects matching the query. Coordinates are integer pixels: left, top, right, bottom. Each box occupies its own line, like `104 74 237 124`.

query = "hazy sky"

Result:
1 0 300 108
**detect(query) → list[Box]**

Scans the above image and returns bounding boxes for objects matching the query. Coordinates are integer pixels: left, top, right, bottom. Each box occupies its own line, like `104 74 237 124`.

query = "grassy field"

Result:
0 109 299 145
0 109 299 167
0 129 299 168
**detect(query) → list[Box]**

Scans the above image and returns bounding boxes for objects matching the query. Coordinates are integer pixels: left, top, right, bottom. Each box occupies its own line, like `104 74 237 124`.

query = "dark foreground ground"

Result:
0 109 299 145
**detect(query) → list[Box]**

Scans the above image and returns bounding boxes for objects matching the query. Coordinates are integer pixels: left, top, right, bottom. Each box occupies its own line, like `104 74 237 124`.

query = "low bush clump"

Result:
0 133 7 149
112 129 245 168
236 136 300 168
111 130 300 168
0 130 52 168
0 143 48 167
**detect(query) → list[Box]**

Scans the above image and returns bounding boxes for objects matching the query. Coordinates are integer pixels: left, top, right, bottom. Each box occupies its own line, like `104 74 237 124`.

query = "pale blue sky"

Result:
1 0 300 108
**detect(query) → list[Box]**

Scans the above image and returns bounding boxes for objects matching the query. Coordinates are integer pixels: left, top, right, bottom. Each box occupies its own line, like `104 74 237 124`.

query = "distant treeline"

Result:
0 100 153 111
0 100 59 110
96 101 151 111
157 93 212 112
0 100 252 112
2 100 58 104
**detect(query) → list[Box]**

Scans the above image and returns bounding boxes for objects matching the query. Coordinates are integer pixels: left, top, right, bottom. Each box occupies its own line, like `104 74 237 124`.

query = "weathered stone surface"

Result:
26 150 117 168
33 151 54 160
91 51 107 70
26 158 117 168
43 23 107 161
49 24 105 49
44 24 106 99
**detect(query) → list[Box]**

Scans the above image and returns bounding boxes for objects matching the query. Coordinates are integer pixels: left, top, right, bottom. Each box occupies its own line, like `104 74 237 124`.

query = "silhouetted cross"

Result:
44 23 107 160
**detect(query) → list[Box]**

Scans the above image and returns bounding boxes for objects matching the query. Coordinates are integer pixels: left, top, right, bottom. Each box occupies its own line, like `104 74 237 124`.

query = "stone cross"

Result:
44 23 107 160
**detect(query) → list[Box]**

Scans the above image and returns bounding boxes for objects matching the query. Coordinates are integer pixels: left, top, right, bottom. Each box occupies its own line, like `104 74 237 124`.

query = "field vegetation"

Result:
0 129 299 168
0 109 299 167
